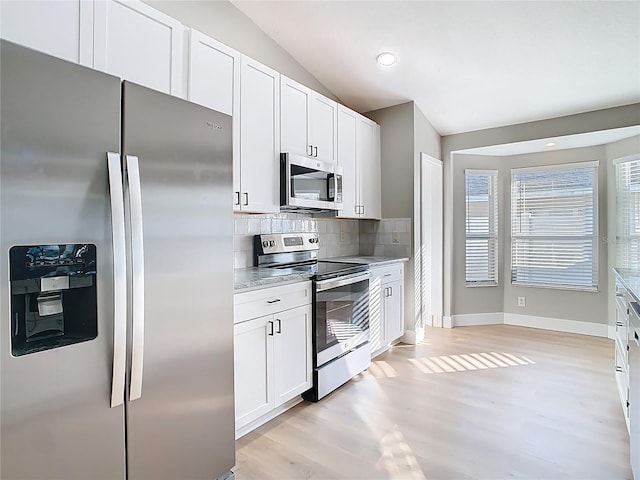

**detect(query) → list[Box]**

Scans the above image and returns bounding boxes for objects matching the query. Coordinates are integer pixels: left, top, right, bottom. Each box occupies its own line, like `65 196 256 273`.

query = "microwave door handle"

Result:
126 155 145 402
107 152 127 408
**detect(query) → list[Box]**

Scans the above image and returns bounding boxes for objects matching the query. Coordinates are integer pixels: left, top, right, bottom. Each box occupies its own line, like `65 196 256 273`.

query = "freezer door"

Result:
122 82 235 479
0 41 126 479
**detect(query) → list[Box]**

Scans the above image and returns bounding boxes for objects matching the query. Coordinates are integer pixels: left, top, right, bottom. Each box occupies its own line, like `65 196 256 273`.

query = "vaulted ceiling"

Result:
233 0 640 136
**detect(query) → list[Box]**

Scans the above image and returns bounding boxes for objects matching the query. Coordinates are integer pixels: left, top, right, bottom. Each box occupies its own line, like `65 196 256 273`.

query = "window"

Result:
615 155 640 269
465 170 498 286
511 161 598 290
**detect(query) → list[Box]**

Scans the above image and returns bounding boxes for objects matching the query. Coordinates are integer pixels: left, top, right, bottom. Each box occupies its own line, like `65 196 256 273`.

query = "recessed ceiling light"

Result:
377 52 396 66
545 142 556 147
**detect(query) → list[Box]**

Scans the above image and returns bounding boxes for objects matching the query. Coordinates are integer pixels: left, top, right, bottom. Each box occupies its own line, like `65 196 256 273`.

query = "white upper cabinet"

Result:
337 106 359 219
0 0 94 67
238 56 280 213
188 30 238 115
94 0 184 97
337 105 381 219
281 75 337 164
281 76 311 157
188 30 240 210
358 118 382 219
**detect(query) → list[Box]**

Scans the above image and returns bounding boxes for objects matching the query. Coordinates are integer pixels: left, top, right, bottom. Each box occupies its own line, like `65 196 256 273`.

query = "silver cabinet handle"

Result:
267 298 281 304
243 192 249 206
615 366 624 372
616 322 624 327
235 191 240 206
126 155 145 402
107 152 127 408
313 146 318 157
276 319 282 334
308 145 313 157
267 321 274 336
384 273 392 277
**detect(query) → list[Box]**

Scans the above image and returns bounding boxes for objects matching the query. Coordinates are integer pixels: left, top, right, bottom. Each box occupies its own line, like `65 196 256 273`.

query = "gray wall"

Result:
443 104 640 320
501 147 608 324
451 154 503 315
143 0 338 100
366 102 442 338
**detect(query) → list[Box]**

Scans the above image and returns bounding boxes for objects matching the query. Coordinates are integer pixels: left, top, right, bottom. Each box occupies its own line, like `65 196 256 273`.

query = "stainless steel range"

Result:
255 233 371 401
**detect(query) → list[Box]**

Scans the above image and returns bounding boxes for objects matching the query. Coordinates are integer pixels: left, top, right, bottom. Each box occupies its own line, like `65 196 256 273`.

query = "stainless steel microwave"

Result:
280 153 343 211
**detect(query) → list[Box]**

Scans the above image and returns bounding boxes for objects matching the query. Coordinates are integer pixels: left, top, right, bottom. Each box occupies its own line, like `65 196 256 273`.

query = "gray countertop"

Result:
234 267 313 291
614 268 640 302
234 256 408 291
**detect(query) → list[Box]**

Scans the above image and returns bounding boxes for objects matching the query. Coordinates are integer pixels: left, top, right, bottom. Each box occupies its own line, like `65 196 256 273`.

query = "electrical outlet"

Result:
392 231 400 244
518 296 526 307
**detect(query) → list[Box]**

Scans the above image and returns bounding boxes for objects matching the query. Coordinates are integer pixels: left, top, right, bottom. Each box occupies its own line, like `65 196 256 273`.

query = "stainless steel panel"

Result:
107 152 127 408
1 41 126 479
315 271 371 292
315 342 370 400
125 155 145 402
122 82 235 480
629 304 640 478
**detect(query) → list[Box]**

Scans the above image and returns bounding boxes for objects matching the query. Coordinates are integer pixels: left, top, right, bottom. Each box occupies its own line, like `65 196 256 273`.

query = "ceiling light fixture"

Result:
545 142 557 147
377 52 396 67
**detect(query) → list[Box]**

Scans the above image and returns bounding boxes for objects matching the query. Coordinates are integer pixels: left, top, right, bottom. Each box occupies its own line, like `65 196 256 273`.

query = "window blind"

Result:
615 155 640 269
511 162 598 290
465 170 498 286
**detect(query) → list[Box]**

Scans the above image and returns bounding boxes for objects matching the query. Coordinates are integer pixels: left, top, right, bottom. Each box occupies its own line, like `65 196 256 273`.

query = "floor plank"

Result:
234 325 633 480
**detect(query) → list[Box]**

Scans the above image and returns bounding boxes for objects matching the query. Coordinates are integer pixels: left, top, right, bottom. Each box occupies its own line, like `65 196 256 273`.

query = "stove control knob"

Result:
262 240 269 248
269 240 276 247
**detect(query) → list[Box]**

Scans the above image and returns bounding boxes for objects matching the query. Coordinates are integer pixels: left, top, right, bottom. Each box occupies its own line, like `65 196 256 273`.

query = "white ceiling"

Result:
232 0 640 136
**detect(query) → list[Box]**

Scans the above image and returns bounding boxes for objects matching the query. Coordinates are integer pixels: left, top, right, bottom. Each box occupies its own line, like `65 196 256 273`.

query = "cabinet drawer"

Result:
370 263 403 285
234 281 311 324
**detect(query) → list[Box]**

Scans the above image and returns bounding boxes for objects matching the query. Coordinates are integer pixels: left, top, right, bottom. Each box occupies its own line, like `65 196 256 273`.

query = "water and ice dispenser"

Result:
9 244 98 356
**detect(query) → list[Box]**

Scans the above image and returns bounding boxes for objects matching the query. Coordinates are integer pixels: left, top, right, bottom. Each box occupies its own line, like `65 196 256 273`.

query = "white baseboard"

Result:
608 325 616 340
453 312 504 327
503 313 609 338
443 315 453 329
235 396 303 440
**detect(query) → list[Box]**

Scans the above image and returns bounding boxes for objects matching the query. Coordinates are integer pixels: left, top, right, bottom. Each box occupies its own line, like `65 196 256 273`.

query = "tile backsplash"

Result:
234 213 411 269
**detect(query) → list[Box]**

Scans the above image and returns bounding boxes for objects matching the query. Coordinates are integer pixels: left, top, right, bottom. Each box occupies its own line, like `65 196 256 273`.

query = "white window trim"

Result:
465 169 499 287
510 162 599 292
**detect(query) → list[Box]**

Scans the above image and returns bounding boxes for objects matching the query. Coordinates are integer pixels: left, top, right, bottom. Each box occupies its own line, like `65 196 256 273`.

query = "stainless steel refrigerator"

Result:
1 40 235 480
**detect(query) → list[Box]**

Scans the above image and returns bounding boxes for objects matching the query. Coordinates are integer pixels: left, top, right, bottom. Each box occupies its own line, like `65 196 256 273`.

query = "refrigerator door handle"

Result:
107 152 127 408
126 155 145 402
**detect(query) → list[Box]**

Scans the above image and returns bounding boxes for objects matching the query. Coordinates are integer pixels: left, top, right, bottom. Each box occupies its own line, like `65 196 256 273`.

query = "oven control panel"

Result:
255 233 320 255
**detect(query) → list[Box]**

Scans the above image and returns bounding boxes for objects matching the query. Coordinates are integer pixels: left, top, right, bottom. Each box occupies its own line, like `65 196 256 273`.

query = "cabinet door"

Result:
337 106 360 219
0 0 93 66
234 315 273 429
310 92 338 164
187 30 241 210
385 281 404 343
94 0 184 96
368 271 385 356
273 305 312 406
358 118 382 219
239 56 280 213
280 75 311 157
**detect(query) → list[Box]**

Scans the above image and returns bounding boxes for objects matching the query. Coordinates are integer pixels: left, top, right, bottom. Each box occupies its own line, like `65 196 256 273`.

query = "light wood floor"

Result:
234 325 632 480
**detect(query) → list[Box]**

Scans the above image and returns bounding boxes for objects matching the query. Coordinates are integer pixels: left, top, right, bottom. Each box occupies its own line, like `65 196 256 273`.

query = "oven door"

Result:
314 271 370 367
281 153 343 211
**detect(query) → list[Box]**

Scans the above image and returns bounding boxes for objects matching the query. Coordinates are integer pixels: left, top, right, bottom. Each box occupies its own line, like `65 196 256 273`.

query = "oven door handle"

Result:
316 271 371 292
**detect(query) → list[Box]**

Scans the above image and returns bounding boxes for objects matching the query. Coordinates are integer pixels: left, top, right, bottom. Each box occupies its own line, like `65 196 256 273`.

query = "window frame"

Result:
465 169 499 287
510 161 599 292
614 154 640 270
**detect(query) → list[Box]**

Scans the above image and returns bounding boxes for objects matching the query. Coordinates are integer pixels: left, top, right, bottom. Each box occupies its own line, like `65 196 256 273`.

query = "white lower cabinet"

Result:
614 276 631 432
369 263 405 358
234 281 312 437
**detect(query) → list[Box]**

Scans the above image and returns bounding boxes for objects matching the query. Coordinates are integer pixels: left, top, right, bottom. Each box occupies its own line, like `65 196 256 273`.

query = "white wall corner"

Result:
504 313 610 338
453 312 504 327
443 315 453 329
402 327 425 345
